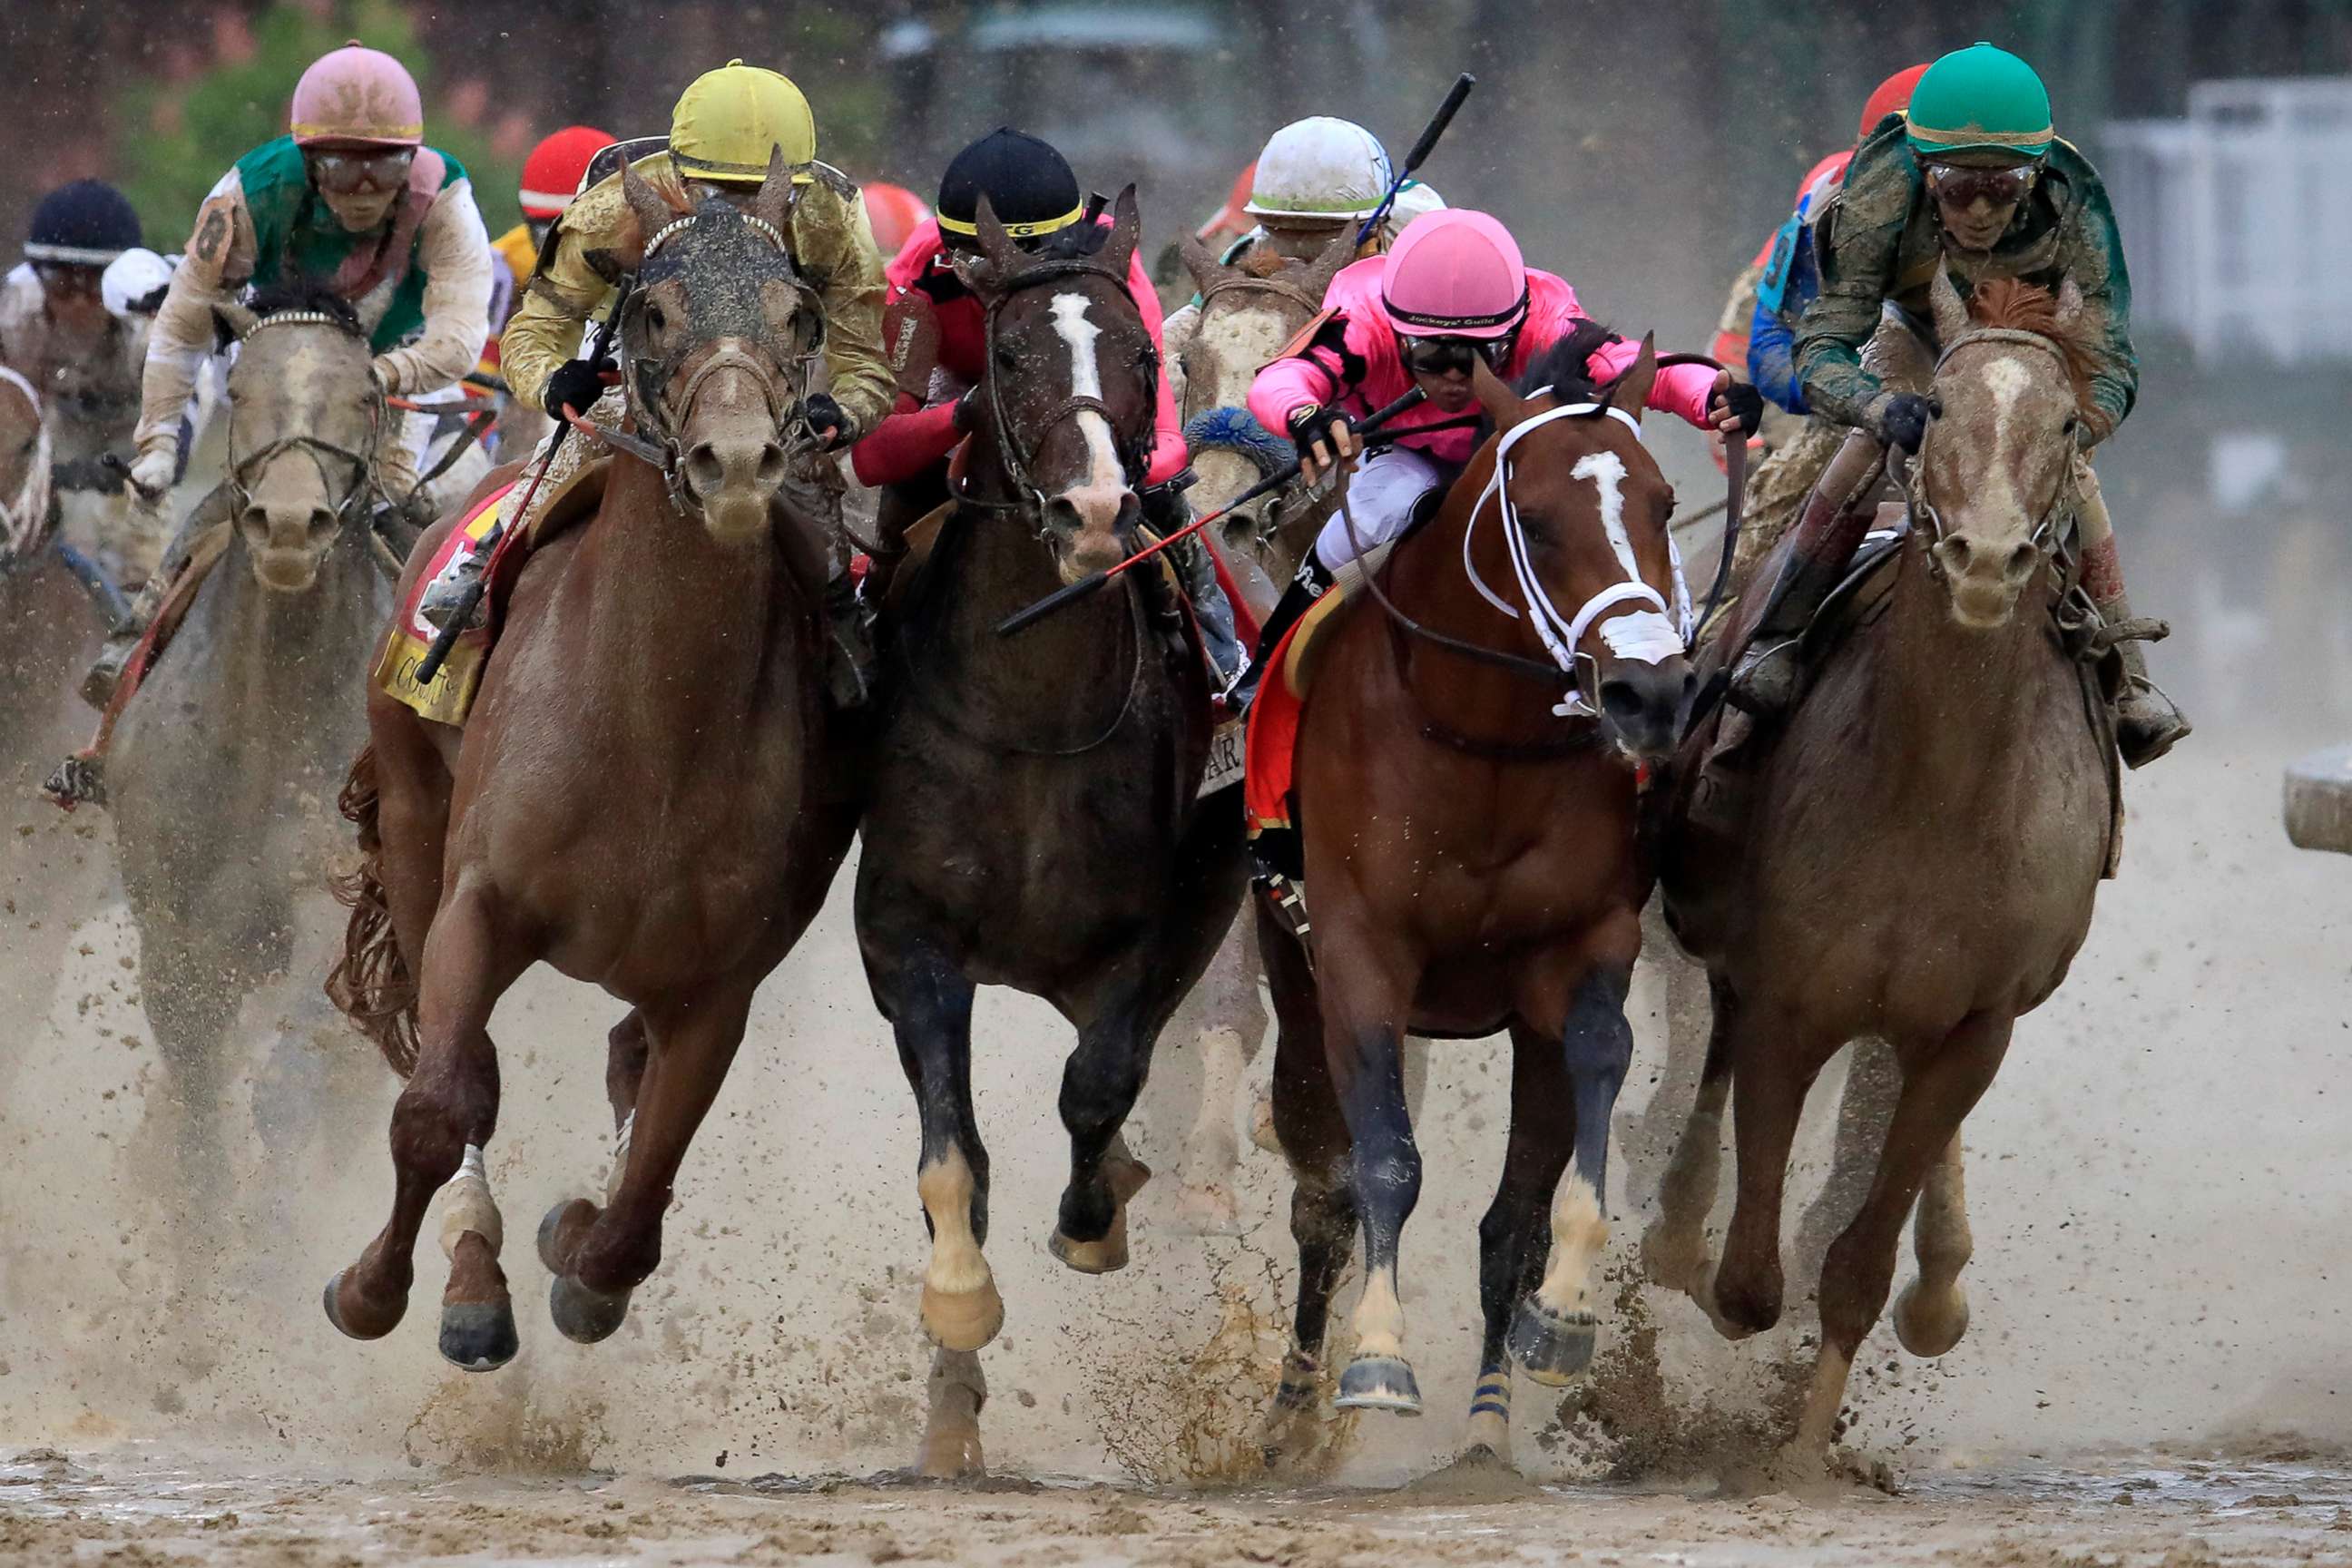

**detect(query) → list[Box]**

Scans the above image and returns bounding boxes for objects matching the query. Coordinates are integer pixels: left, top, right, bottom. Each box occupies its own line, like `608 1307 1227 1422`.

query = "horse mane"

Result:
1240 246 1294 279
248 281 362 337
1966 277 2095 409
1514 318 1616 405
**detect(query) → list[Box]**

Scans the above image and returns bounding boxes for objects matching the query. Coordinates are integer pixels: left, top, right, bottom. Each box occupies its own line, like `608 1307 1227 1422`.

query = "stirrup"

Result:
417 556 487 632
44 752 104 812
1724 637 1801 716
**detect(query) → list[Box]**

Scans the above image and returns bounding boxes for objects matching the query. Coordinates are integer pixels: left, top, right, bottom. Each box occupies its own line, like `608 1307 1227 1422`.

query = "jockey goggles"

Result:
305 146 415 196
1397 331 1516 377
1923 160 2039 209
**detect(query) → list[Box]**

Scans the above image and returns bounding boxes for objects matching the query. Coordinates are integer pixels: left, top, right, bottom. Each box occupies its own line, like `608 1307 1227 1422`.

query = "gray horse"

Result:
105 287 394 1209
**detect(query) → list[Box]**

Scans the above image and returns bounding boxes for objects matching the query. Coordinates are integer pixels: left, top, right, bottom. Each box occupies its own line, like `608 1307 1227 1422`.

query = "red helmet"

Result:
1195 162 1257 242
1859 64 1931 144
860 181 932 256
289 43 423 149
519 125 613 220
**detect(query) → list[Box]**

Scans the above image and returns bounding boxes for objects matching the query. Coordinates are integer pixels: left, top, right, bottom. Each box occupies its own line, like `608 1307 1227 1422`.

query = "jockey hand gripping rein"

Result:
415 275 636 685
995 386 1429 639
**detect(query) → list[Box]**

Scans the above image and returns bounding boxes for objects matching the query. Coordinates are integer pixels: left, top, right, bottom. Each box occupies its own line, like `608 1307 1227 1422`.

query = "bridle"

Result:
967 256 1154 525
0 366 55 568
1196 268 1328 320
1906 325 2078 569
1183 273 1328 554
222 311 385 534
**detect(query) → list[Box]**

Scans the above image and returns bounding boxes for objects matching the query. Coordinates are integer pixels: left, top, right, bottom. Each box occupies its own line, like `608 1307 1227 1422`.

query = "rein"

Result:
223 314 386 534
1197 269 1328 320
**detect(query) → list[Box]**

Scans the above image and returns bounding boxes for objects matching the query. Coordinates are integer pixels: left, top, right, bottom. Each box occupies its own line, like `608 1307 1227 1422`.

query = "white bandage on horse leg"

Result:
604 1109 635 1204
437 1142 503 1260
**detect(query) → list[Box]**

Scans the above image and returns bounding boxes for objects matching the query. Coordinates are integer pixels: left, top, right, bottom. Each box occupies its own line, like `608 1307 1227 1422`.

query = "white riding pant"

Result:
1314 445 1457 570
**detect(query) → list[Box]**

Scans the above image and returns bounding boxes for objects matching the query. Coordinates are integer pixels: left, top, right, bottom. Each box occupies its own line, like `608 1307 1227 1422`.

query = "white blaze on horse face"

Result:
1976 355 2036 530
1048 292 1130 525
1571 449 1681 665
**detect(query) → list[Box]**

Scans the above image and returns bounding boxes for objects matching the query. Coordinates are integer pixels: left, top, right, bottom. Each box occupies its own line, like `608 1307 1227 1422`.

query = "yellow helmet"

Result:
671 60 815 183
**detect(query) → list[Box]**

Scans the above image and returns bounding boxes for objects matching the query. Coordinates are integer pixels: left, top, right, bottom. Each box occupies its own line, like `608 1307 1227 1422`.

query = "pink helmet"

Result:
289 43 424 149
1379 209 1527 339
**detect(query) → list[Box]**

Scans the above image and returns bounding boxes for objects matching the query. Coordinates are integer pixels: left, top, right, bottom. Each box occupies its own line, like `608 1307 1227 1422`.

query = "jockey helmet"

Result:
1385 179 1447 234
1905 44 2052 162
1246 118 1392 222
861 181 933 255
671 61 816 183
1196 162 1258 241
26 180 142 268
101 249 174 317
1380 209 1527 341
1858 64 1930 143
935 128 1083 247
289 43 424 148
520 125 614 220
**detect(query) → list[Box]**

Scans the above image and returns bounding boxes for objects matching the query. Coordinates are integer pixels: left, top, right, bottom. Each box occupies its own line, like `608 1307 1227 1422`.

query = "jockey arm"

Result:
1583 332 1719 429
1747 294 1804 414
370 180 492 398
1122 247 1188 486
134 169 258 467
789 180 895 442
1791 136 1914 436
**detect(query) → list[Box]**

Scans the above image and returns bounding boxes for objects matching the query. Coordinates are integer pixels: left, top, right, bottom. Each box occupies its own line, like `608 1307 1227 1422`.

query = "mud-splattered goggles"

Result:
1924 162 2040 209
1397 332 1515 377
305 147 415 196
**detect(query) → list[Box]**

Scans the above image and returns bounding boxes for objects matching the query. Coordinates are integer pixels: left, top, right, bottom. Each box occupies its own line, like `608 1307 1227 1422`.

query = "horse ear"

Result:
1178 233 1230 294
619 161 672 259
744 143 796 239
972 193 1023 281
1929 264 1972 344
1303 226 1356 300
211 300 257 350
1471 353 1532 431
1605 332 1658 419
1100 183 1142 279
2053 275 2086 326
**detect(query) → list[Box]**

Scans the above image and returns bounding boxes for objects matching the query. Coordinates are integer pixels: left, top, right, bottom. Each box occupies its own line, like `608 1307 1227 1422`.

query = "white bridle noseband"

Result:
1460 398 1692 718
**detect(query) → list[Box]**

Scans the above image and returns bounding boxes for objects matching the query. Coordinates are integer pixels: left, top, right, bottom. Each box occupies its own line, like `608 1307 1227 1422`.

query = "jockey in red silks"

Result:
845 128 1241 674
1240 209 1759 680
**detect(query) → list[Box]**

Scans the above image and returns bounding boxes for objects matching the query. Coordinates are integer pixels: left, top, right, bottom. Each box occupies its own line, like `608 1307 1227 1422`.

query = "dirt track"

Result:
2 733 2348 1563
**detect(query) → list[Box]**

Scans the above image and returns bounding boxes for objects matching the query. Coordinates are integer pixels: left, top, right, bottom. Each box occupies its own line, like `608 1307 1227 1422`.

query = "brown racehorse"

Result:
1646 273 2112 1455
1259 335 1698 1471
853 191 1245 1477
323 156 856 1370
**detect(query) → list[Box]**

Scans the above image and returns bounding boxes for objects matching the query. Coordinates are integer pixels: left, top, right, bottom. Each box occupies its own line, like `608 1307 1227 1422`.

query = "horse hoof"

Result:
536 1197 596 1274
916 1428 985 1481
1335 1355 1422 1414
1893 1280 1970 1358
1249 1095 1282 1155
1508 1299 1598 1387
438 1298 519 1371
1171 1181 1242 1238
322 1269 405 1341
1047 1221 1129 1274
920 1279 1004 1353
547 1273 632 1344
1639 1221 1710 1296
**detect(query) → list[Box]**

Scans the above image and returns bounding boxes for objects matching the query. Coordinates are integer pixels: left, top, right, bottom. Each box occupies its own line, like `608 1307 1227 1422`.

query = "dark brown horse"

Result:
853 190 1245 1477
323 156 856 1370
1646 274 2112 1455
1258 338 1697 1471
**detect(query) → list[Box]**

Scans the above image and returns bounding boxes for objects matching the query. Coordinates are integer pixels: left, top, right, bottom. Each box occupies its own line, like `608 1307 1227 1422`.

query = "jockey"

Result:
1736 42 2187 766
1241 209 1760 679
483 123 612 379
1220 117 1393 269
85 42 495 702
848 127 1242 681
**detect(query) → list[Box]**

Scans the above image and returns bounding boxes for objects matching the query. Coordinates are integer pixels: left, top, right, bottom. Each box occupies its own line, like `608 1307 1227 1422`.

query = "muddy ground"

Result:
1 730 2347 1564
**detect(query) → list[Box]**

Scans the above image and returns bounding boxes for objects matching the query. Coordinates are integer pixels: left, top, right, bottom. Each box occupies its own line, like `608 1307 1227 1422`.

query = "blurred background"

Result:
5 0 2347 723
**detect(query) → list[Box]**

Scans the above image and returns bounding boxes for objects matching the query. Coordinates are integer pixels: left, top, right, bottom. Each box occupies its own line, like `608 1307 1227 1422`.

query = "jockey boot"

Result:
1723 436 1886 717
1170 532 1244 689
823 566 876 710
77 499 217 710
2092 588 2191 768
1230 552 1333 712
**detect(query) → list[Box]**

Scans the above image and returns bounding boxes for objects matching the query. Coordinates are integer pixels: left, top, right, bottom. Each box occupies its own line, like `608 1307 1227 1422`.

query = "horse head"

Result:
963 186 1157 585
1913 269 2088 630
212 287 381 593
612 151 824 547
1175 230 1352 605
0 368 53 567
1468 333 1693 763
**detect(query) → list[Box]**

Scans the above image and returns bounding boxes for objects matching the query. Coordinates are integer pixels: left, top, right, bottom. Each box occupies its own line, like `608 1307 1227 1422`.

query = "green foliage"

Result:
111 0 522 250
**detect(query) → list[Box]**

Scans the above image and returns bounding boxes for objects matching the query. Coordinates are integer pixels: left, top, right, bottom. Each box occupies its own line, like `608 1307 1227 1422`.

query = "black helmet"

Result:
936 128 1081 248
27 179 142 268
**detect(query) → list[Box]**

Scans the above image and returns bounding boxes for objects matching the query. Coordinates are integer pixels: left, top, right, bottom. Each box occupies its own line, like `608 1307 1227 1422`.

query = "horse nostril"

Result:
755 445 789 493
308 505 337 537
1940 535 1973 572
2004 540 2037 582
684 444 724 497
1600 678 1648 724
1041 495 1083 534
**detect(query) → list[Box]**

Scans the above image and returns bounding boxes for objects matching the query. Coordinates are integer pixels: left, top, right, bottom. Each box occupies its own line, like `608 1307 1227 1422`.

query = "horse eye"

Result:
2062 414 2079 435
645 303 667 333
1926 396 1945 418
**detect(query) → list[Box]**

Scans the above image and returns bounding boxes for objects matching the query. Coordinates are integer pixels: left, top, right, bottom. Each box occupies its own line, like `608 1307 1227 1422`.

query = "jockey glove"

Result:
1287 405 1348 463
1716 380 1765 436
543 357 608 423
801 391 851 450
1877 392 1932 455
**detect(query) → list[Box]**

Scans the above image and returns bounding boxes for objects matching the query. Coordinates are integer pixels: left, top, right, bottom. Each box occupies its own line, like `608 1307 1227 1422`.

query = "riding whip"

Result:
995 386 1429 638
1354 73 1476 248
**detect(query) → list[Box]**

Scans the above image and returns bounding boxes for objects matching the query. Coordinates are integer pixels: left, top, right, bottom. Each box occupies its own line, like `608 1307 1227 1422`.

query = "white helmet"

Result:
1385 179 1447 234
101 248 174 318
1245 117 1392 222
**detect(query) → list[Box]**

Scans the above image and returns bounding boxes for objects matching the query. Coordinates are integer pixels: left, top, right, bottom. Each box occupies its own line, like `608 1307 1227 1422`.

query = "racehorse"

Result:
1258 336 1695 1470
323 156 856 1371
103 289 395 1210
1644 273 2112 1455
854 189 1245 1477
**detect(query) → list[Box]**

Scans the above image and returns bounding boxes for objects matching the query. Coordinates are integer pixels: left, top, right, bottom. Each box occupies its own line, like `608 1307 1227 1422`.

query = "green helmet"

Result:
1905 43 2053 162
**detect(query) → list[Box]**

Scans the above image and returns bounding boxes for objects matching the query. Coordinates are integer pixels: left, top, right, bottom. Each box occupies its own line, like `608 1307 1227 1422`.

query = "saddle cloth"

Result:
1241 586 1358 838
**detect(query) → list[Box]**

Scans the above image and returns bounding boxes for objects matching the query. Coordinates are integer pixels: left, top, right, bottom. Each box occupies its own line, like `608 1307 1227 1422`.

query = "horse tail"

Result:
325 741 421 1078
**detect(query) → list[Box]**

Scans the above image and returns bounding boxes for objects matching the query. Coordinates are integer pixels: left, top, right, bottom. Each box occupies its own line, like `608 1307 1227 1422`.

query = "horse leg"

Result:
1641 973 1737 1299
1511 955 1638 1388
1790 1036 1900 1293
1171 926 1259 1235
1798 1014 2012 1452
1709 1009 1837 1340
1465 1025 1577 1465
1255 900 1358 1466
1047 985 1160 1275
326 887 527 1348
1891 1133 1973 1357
1315 916 1424 1415
538 986 755 1343
918 1348 988 1480
135 934 241 1226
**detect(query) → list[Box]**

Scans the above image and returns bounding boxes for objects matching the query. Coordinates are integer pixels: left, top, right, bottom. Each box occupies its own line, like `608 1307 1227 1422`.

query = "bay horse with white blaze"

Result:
854 190 1245 1477
1259 336 1695 1470
1646 273 2113 1455
324 156 855 1370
